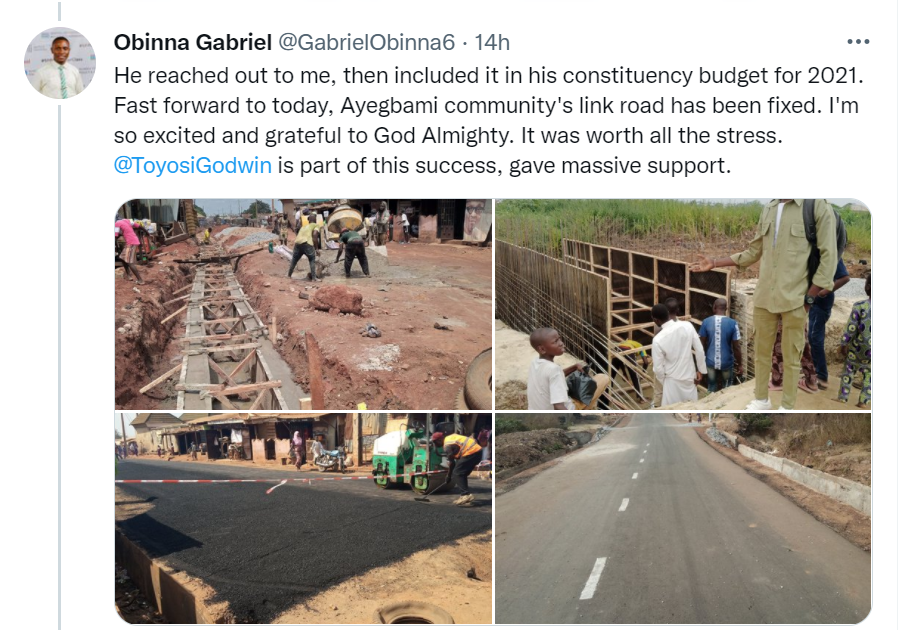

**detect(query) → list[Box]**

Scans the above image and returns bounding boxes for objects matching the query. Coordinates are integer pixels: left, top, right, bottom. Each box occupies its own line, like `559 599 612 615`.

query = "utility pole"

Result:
356 413 363 466
120 413 128 455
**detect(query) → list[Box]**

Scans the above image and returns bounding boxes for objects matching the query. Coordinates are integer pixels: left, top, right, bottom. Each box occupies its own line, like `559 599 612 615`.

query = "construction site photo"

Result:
494 411 870 624
114 198 493 411
115 412 493 624
495 199 871 411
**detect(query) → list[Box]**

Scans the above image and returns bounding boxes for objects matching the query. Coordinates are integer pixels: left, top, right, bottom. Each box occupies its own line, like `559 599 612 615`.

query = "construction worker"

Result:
432 432 482 506
375 201 391 246
288 214 320 281
335 229 371 278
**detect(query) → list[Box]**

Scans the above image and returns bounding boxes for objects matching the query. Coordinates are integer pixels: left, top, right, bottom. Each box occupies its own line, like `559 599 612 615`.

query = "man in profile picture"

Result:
31 37 84 99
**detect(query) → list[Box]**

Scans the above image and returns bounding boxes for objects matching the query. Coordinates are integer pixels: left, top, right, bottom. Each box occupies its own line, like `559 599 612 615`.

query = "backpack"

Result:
803 199 847 286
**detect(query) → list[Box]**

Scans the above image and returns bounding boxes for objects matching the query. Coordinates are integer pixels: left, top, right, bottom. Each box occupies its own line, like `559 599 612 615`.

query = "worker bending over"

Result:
432 432 482 506
335 229 371 278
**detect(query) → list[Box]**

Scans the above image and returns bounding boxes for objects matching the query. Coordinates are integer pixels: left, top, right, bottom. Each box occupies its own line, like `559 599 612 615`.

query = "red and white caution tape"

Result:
116 470 443 496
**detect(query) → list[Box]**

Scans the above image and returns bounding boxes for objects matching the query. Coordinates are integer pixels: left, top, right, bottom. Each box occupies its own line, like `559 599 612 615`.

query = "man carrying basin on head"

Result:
431 432 482 506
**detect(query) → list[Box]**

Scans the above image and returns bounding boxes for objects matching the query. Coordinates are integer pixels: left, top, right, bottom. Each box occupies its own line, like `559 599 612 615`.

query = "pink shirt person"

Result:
115 219 140 245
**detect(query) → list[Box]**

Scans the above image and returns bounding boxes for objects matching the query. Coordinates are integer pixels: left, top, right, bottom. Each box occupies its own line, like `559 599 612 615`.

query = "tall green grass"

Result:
496 199 872 257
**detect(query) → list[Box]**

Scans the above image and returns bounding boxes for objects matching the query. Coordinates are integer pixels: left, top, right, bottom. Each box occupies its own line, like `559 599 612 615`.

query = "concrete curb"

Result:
737 445 871 516
116 530 231 623
717 429 739 448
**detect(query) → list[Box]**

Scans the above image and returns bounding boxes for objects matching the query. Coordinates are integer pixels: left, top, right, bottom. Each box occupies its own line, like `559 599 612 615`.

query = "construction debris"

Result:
311 285 363 315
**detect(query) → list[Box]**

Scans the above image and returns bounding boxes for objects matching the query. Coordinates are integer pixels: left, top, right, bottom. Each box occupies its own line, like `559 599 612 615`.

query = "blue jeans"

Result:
808 296 834 381
707 367 732 393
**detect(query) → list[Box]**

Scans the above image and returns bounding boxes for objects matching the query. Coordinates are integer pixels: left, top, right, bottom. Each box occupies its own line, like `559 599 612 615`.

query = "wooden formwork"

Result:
175 253 287 411
562 238 732 406
497 241 633 409
497 239 733 409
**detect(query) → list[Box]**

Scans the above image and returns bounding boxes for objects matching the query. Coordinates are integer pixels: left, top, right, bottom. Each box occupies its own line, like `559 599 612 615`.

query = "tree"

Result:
734 413 773 435
194 204 206 217
247 200 270 217
115 428 122 439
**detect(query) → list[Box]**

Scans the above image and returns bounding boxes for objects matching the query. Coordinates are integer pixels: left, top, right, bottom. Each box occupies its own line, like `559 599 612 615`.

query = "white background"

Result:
1 0 917 627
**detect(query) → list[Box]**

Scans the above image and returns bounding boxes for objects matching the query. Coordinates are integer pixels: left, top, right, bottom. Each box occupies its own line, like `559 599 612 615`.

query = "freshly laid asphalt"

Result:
115 459 491 622
495 414 871 624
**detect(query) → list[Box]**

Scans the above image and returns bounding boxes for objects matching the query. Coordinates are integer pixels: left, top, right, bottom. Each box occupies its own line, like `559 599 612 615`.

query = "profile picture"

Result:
24 27 96 100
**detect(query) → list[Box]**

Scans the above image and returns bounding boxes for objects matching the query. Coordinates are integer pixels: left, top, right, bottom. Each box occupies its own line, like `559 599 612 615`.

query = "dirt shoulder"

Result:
115 239 198 409
272 532 492 624
236 238 492 409
694 427 870 551
496 416 629 495
713 414 870 486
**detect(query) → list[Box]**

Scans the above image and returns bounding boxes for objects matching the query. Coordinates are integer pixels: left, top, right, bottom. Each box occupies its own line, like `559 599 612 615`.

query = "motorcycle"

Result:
316 448 347 473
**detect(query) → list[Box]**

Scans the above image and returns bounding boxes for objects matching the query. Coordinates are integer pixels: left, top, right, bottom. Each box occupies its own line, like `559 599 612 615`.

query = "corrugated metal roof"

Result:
182 412 335 426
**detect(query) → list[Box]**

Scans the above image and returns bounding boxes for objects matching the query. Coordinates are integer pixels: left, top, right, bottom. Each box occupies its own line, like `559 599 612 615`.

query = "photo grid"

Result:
114 198 870 624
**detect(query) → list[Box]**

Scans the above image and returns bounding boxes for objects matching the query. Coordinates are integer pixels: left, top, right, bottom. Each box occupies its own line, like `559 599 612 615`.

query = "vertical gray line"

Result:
57 0 62 626
57 104 62 630
58 9 62 630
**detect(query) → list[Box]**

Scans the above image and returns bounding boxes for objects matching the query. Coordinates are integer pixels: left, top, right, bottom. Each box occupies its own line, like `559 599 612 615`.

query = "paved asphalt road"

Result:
116 459 491 622
496 414 871 624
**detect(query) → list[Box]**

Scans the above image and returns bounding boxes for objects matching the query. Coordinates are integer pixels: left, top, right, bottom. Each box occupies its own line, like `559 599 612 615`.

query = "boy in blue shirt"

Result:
698 298 743 392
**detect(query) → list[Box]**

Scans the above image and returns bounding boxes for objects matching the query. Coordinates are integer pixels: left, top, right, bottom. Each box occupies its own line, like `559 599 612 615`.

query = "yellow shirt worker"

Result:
691 199 838 410
31 37 84 99
287 219 320 281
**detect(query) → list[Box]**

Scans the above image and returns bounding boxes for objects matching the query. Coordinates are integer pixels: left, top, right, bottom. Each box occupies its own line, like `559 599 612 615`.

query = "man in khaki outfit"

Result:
691 199 837 410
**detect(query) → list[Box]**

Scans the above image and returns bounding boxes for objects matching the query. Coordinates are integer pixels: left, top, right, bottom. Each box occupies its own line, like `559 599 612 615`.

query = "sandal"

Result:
798 378 819 394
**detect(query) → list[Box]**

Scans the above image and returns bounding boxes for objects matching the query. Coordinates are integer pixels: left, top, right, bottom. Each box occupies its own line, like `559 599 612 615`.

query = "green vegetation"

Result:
194 204 206 216
496 417 528 435
247 200 271 217
496 199 872 257
769 413 871 449
734 413 775 435
836 206 872 255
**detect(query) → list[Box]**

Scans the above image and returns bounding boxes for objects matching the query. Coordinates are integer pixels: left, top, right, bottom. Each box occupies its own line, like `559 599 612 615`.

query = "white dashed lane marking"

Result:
619 498 630 512
640 458 645 463
579 558 608 600
632 472 639 479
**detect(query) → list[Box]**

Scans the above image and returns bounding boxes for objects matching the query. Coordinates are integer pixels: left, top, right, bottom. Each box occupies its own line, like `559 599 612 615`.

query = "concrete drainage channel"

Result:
142 244 307 410
373 601 455 624
116 531 231 624
705 427 871 515
118 528 459 624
